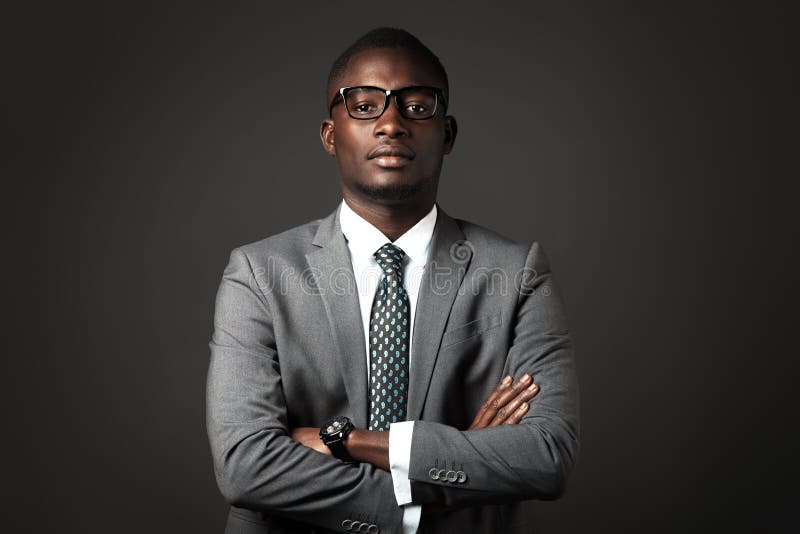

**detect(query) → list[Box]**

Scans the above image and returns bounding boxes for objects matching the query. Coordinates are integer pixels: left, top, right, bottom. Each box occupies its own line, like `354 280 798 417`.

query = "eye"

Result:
398 88 437 118
405 103 428 114
352 102 378 114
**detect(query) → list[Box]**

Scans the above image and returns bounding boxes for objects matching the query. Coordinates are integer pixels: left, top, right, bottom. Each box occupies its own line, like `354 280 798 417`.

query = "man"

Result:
206 27 579 533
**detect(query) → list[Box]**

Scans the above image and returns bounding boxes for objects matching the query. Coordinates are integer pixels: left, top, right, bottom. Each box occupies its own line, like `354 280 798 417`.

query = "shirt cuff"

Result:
390 421 420 533
388 420 415 505
401 504 422 534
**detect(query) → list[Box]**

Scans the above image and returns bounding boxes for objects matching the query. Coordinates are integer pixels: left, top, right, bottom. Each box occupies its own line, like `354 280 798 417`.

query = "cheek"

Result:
417 132 448 164
334 128 368 163
335 147 363 176
421 123 447 146
333 140 369 180
335 132 377 177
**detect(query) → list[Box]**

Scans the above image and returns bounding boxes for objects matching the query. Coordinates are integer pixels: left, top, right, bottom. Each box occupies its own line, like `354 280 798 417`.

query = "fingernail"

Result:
503 375 512 385
521 374 531 383
528 383 538 391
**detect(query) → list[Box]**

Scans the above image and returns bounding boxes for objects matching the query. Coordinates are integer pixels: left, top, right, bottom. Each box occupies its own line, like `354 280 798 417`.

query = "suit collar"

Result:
338 199 438 267
311 202 344 248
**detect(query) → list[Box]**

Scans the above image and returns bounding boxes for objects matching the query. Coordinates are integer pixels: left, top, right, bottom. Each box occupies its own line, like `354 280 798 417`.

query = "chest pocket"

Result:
441 311 503 348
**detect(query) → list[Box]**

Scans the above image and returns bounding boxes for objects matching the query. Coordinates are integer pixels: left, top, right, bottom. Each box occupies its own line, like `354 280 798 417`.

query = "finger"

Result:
489 383 536 426
469 375 512 429
468 375 512 430
490 374 533 412
470 374 531 429
503 401 529 425
489 383 538 426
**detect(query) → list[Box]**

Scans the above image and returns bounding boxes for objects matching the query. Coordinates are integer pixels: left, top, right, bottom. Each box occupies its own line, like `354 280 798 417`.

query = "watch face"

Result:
321 416 351 438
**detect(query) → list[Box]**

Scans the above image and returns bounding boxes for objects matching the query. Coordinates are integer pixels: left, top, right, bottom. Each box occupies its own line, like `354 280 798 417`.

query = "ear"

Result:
320 118 336 157
442 115 458 155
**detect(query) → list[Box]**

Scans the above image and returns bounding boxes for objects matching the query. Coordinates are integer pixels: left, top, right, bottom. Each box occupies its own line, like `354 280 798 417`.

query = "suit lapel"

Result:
407 204 472 421
306 205 369 427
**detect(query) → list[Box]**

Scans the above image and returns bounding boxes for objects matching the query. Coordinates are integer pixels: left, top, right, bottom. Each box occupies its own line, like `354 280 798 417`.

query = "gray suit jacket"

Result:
206 202 580 533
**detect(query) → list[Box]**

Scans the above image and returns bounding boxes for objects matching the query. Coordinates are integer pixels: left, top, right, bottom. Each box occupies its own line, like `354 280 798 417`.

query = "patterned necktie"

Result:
368 243 410 431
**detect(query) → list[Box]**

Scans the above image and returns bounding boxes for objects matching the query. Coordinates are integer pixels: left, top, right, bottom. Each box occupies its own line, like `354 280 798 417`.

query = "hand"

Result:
468 374 539 430
290 427 332 456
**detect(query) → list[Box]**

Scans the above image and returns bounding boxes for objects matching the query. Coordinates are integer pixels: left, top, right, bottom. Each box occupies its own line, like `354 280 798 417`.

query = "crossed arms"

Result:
291 373 541 470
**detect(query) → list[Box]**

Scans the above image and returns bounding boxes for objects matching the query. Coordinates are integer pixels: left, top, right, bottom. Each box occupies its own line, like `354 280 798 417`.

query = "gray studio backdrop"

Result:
8 2 795 533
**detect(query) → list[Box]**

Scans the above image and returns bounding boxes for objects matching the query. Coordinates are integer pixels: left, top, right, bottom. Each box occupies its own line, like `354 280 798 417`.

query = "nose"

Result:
374 96 410 138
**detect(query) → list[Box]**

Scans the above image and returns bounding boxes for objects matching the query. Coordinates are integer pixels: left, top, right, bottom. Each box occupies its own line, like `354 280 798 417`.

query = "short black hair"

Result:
326 27 449 109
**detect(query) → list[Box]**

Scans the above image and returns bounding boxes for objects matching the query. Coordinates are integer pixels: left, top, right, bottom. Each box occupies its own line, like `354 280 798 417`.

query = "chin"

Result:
355 177 425 203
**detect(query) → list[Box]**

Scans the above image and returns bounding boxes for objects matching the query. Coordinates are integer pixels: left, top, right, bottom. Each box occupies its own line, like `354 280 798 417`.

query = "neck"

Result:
343 195 434 242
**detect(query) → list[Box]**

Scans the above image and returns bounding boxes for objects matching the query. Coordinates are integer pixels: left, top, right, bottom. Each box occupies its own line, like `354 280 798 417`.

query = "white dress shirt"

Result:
339 198 437 534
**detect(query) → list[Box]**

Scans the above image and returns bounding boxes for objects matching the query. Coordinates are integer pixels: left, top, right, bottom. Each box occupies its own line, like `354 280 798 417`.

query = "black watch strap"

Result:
326 437 356 463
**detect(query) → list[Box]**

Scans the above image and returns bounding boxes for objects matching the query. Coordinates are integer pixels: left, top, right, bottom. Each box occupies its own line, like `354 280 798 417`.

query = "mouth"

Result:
368 144 415 169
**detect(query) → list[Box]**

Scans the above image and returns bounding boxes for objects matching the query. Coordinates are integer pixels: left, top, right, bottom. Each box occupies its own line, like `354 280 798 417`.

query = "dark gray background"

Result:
6 2 796 533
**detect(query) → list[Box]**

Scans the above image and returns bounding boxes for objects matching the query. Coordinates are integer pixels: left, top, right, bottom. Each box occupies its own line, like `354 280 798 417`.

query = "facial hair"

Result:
355 180 423 202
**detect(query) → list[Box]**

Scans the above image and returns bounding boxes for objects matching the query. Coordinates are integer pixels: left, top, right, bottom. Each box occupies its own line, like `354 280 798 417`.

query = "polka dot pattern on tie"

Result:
368 243 410 432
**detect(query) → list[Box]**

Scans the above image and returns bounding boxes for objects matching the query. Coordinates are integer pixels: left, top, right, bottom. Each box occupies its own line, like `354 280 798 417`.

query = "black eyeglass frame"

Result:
328 85 448 120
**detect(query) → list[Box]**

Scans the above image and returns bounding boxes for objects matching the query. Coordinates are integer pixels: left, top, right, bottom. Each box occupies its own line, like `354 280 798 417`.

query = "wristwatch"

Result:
319 416 356 463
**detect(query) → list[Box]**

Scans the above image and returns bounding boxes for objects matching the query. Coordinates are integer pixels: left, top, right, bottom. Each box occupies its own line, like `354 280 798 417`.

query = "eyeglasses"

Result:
329 85 447 120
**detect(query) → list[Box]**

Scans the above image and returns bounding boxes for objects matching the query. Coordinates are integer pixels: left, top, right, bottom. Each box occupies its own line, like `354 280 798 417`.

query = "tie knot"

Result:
373 243 406 277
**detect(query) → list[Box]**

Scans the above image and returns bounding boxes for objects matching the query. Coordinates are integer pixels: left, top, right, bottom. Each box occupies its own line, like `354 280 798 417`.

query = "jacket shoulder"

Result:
233 217 323 266
452 217 532 265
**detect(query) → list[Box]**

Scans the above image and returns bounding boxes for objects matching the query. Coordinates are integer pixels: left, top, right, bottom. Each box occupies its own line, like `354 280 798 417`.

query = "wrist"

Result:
319 416 356 463
346 428 365 460
347 428 390 471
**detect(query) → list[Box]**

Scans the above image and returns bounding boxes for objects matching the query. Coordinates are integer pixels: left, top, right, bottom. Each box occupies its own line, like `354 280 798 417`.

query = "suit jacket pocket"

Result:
441 311 503 348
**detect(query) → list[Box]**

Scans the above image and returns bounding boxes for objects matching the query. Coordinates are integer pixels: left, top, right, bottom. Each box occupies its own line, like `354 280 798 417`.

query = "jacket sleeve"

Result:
408 242 580 507
206 247 404 533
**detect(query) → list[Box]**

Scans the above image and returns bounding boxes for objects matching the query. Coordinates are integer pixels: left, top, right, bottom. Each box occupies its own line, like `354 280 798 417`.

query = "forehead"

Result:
332 47 443 98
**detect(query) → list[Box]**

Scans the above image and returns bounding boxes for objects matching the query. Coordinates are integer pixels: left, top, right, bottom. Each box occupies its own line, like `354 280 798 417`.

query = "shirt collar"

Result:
339 199 438 266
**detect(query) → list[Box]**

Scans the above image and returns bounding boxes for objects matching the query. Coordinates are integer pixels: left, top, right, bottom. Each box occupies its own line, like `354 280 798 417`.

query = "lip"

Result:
368 144 416 160
373 155 412 169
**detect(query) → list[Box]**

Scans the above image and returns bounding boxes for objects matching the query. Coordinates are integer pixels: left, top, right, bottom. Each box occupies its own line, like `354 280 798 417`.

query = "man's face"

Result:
320 47 457 206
